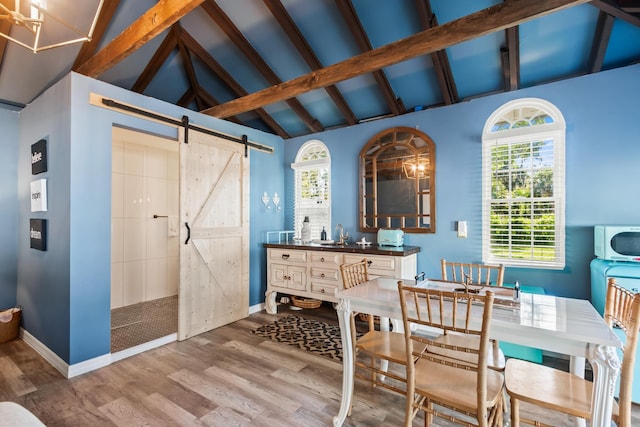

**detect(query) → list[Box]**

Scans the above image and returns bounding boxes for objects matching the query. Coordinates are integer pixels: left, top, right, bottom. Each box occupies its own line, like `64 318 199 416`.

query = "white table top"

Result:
335 277 622 357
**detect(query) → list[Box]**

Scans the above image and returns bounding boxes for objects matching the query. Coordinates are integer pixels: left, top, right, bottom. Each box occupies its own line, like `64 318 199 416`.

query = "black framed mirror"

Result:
359 126 436 233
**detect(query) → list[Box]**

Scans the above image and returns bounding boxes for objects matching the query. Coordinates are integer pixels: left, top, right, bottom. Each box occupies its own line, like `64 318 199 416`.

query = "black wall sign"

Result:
30 219 47 251
31 139 47 175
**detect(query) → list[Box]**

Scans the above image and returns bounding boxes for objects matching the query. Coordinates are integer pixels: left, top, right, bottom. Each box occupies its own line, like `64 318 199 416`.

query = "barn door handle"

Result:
185 222 191 245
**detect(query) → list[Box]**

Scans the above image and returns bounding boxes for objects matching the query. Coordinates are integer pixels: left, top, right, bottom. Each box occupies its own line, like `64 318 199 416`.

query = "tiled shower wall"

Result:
111 130 179 309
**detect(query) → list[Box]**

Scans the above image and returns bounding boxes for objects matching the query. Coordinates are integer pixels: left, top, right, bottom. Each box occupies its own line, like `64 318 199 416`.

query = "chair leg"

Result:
510 396 520 427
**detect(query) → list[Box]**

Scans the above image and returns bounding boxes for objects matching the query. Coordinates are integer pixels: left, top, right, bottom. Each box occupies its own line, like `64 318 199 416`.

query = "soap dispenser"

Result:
320 226 327 241
301 216 311 243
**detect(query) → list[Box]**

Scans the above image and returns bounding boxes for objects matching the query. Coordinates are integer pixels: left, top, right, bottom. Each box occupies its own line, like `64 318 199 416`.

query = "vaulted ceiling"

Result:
1 0 639 139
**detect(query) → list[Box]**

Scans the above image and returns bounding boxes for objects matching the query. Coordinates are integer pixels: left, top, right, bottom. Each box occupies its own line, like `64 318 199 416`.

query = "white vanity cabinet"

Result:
268 248 307 290
264 244 419 314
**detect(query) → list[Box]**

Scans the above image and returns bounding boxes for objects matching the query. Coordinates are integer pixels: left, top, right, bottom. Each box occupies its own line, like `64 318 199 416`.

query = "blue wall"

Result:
12 72 282 364
4 63 638 366
285 64 640 300
0 108 19 309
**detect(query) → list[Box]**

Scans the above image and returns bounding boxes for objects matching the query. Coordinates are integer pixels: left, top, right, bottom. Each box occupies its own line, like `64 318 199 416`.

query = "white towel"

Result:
168 216 179 237
0 307 17 323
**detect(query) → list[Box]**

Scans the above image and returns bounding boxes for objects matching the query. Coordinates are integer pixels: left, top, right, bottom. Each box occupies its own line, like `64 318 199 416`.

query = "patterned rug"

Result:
252 315 358 361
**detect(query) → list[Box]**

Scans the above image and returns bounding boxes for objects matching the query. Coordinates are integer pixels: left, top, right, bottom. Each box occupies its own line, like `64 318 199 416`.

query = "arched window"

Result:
291 140 331 240
482 98 566 268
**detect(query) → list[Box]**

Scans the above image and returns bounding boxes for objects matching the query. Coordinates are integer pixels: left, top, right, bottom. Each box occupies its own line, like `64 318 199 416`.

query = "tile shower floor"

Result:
111 295 178 353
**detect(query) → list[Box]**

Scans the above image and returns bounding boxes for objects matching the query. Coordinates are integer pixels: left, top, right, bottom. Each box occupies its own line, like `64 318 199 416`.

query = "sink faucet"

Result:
336 224 349 245
463 273 472 294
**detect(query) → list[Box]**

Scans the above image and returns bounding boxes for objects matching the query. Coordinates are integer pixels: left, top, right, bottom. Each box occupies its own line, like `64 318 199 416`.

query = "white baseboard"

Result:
249 302 264 314
19 304 266 378
19 327 178 378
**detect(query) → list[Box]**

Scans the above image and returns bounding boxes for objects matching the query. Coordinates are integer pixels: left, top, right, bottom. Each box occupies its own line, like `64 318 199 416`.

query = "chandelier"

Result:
0 0 104 53
402 157 429 179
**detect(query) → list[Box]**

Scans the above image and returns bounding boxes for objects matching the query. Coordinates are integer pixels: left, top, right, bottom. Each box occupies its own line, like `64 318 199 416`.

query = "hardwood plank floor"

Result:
1 302 638 426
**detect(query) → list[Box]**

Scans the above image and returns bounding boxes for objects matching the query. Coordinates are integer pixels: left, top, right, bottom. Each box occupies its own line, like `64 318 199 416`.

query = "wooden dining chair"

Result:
438 259 506 372
441 259 505 287
340 259 421 395
398 280 505 427
505 278 640 427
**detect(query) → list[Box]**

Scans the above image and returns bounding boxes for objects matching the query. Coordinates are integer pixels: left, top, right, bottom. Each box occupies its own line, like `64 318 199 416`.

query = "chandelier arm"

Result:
0 1 104 53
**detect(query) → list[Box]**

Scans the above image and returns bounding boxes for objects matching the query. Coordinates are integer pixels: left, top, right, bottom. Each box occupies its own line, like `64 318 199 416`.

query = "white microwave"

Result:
595 225 640 262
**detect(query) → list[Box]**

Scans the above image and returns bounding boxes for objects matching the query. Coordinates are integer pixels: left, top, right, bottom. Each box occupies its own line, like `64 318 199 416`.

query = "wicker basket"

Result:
0 307 21 344
291 296 322 309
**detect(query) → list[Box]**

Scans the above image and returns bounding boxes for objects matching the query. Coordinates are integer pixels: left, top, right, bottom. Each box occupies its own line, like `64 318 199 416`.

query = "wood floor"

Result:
1 302 638 426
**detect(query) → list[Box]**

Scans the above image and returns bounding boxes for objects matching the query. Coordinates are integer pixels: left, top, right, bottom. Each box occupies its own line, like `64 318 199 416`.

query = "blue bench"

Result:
499 283 545 363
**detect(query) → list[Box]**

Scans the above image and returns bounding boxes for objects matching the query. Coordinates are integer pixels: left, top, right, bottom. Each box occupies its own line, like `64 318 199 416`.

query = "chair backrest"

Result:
397 280 496 422
604 278 640 427
441 259 505 287
340 258 369 289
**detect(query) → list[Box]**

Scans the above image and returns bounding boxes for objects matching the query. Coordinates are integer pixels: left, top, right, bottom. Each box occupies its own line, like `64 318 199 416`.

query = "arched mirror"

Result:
359 126 436 233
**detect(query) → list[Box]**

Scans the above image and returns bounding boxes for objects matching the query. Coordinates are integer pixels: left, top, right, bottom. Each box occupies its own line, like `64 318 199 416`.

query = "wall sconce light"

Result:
272 192 281 212
403 158 428 179
261 192 271 211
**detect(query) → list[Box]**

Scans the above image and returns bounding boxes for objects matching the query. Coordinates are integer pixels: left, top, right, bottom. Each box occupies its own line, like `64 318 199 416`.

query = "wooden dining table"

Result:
332 277 623 427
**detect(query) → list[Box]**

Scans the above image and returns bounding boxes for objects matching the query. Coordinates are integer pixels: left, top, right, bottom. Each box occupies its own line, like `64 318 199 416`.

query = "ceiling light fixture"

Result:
0 0 103 53
403 158 428 179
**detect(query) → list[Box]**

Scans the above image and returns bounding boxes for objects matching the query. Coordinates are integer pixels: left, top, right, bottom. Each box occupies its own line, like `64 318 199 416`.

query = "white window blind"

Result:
482 99 565 268
292 141 331 240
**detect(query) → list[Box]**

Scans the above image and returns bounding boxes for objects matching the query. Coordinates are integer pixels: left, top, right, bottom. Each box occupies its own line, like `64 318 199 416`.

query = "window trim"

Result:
482 98 566 269
291 140 331 240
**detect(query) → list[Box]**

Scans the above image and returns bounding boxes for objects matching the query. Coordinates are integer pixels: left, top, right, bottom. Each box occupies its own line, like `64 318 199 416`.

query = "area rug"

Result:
252 315 360 361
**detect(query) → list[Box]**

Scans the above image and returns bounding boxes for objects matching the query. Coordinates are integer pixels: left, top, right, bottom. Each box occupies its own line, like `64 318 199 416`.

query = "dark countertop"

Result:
263 241 420 256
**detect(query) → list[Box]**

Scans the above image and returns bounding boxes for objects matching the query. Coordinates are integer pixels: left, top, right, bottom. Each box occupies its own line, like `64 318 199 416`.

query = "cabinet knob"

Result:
367 260 373 266
320 257 325 262
321 289 325 293
282 254 290 260
320 273 325 278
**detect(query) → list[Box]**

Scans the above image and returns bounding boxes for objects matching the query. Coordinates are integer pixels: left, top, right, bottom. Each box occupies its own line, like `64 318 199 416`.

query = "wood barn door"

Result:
178 128 249 340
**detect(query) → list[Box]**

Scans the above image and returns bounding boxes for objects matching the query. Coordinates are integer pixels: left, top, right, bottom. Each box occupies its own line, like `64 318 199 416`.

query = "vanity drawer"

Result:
269 248 306 264
310 281 338 297
343 254 396 273
309 266 341 282
308 251 343 267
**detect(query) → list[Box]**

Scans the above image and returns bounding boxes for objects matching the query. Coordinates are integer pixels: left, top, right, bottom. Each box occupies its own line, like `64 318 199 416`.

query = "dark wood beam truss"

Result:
590 0 640 26
334 0 406 115
201 0 323 133
178 27 290 138
500 26 520 91
263 0 357 126
588 11 615 73
131 25 180 93
203 0 589 119
72 0 121 71
76 0 205 77
414 0 458 105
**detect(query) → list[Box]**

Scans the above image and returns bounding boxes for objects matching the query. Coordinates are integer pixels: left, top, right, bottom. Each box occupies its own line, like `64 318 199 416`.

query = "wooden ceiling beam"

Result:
588 11 615 73
590 0 640 26
203 0 589 119
177 87 196 108
264 0 357 126
72 0 121 71
195 86 243 125
75 0 205 78
500 26 520 91
335 0 405 115
201 0 323 133
177 34 204 111
131 25 180 93
414 0 458 105
617 0 640 13
179 27 290 138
